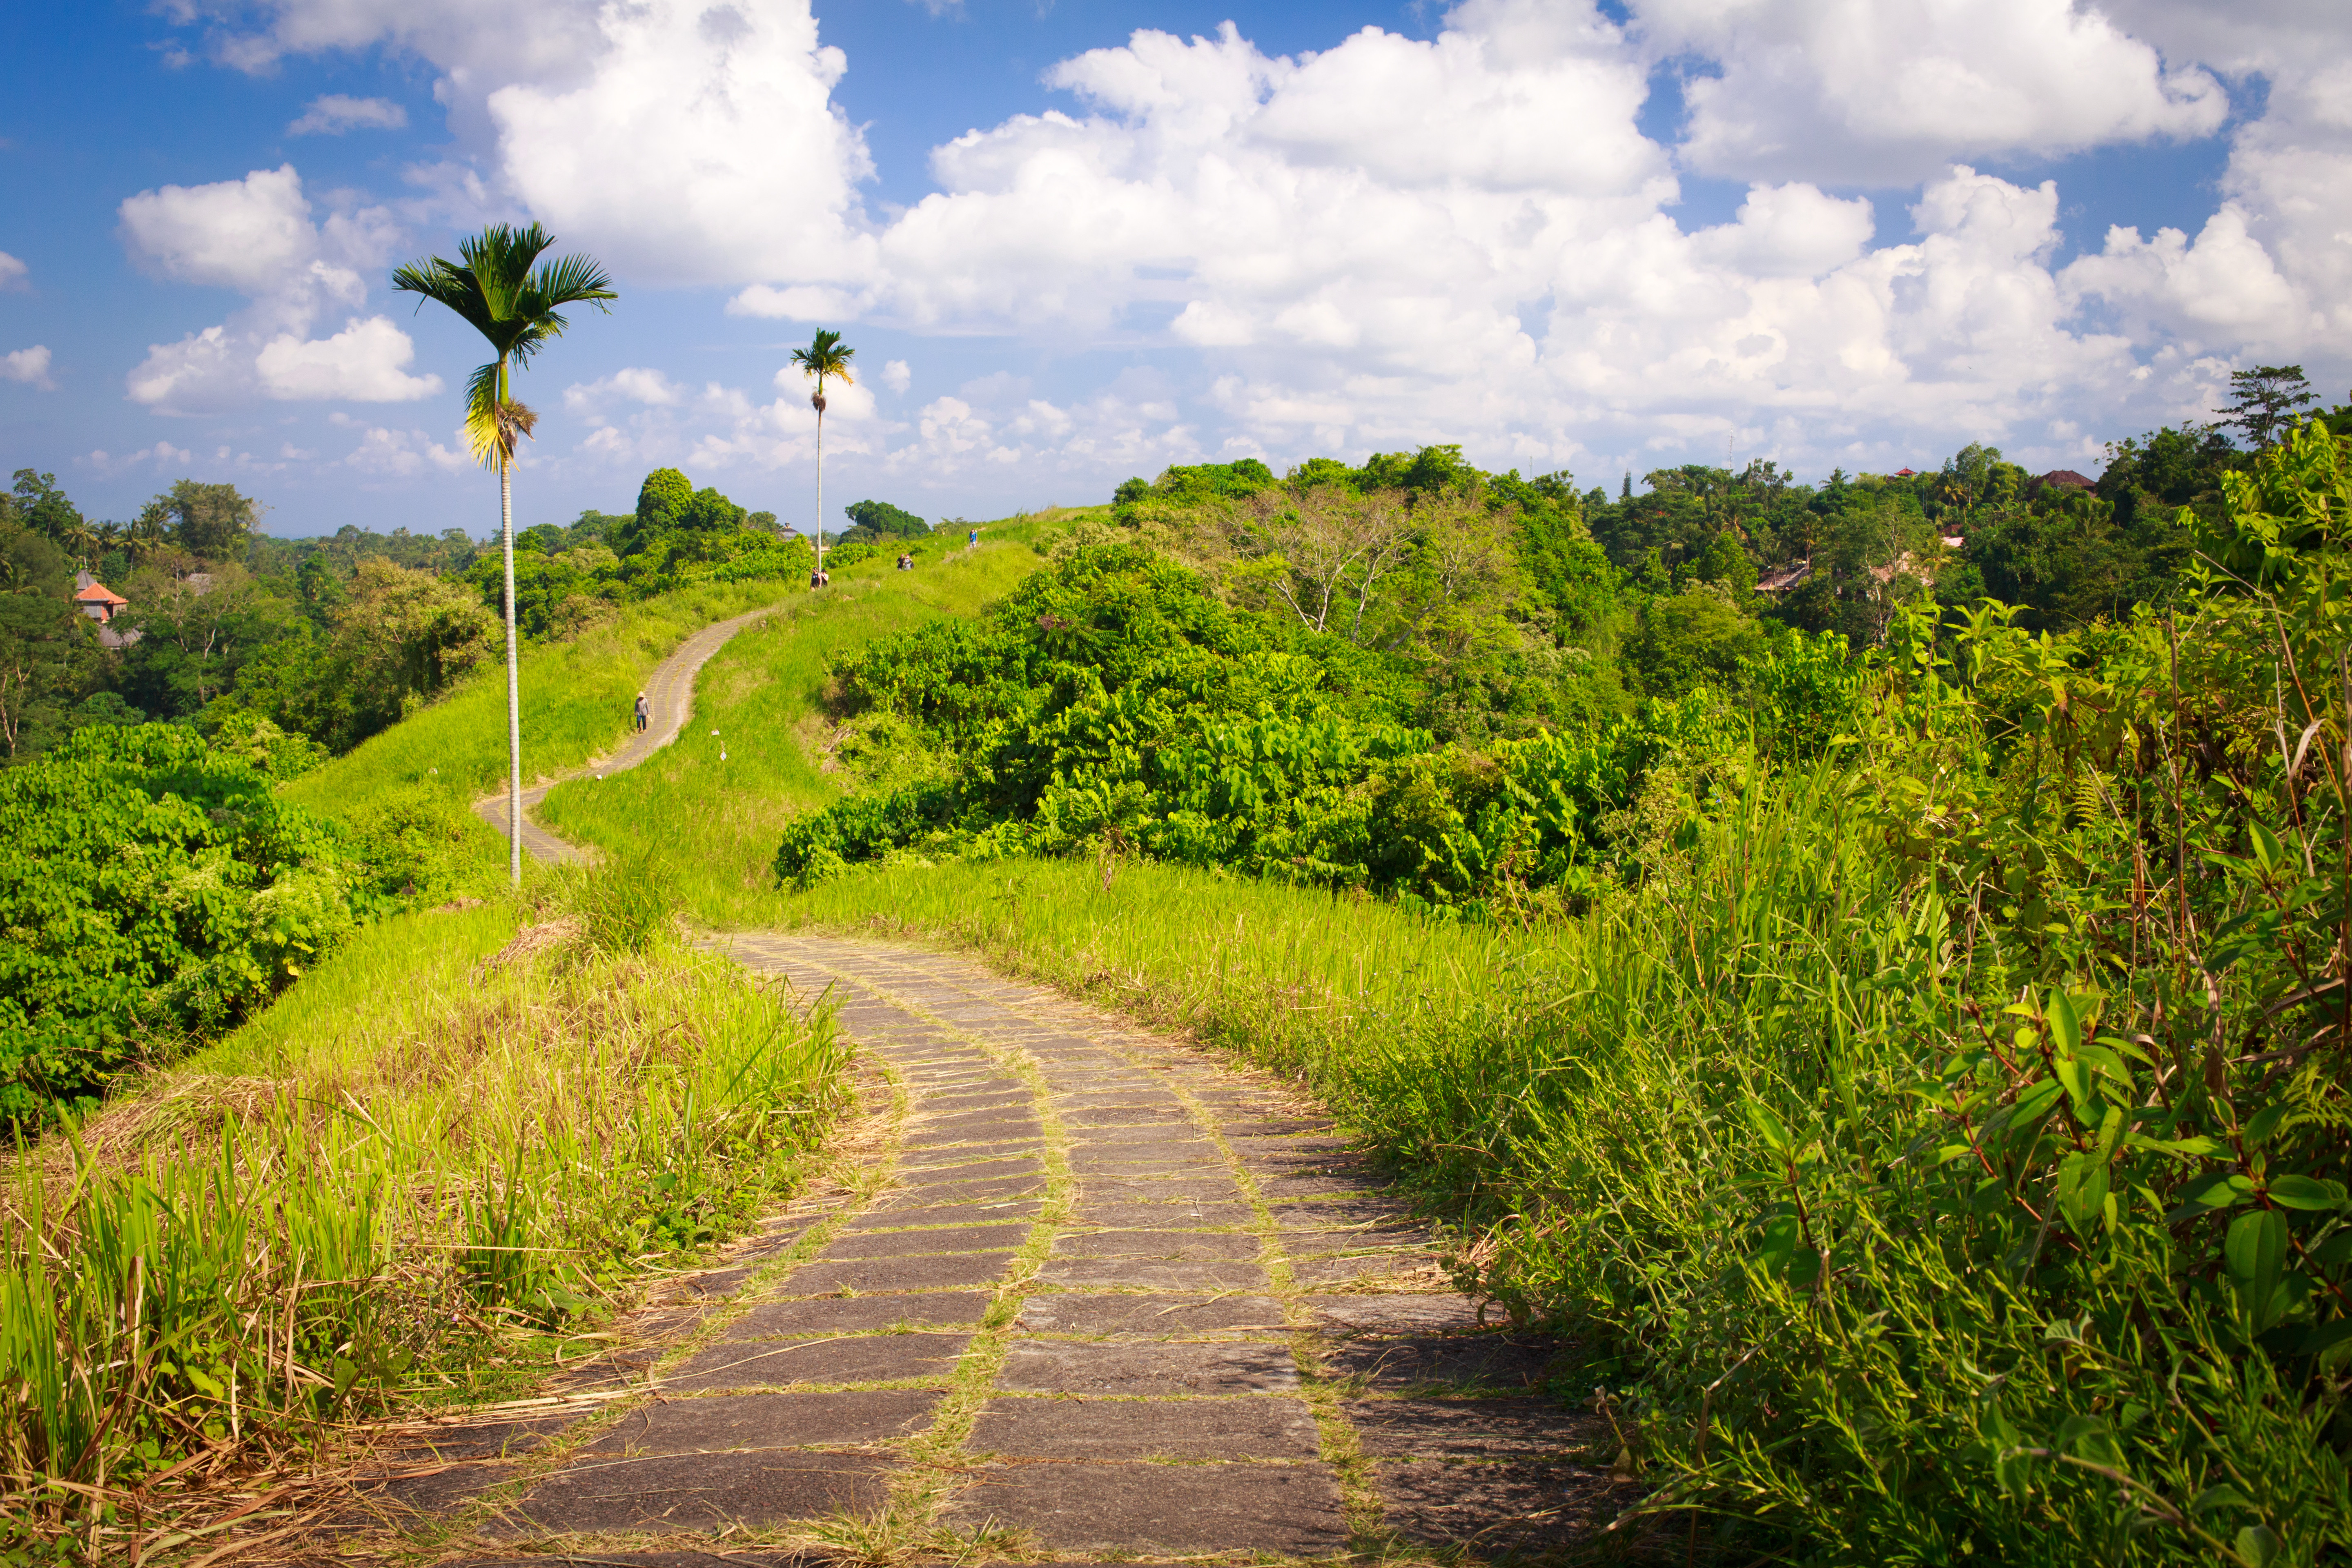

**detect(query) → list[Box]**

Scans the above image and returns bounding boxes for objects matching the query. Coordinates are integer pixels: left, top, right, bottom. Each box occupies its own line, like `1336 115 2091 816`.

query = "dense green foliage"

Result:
839 497 929 542
1358 426 2352 1565
0 461 809 768
0 560 790 1131
0 726 376 1126
470 467 810 639
778 416 2352 1561
775 541 1863 910
533 519 1056 924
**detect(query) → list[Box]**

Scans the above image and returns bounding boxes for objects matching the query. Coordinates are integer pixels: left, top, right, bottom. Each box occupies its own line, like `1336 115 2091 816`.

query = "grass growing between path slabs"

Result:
784 851 1566 1111
0 858 852 1561
537 520 1060 924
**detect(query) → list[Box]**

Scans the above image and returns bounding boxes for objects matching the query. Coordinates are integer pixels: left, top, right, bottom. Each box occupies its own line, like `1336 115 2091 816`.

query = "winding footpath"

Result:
364 607 1618 1567
468 605 779 863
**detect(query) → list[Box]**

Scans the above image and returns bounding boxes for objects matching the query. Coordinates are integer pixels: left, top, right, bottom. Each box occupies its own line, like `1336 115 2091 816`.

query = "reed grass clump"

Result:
0 860 849 1559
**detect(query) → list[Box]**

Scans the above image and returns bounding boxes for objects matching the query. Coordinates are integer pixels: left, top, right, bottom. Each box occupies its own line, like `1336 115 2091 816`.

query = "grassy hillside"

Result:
0 511 1080 1557
282 577 802 821
535 516 1063 921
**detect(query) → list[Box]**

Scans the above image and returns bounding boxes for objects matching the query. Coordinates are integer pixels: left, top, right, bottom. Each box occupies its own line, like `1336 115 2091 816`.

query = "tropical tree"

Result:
788 330 855 580
59 517 99 572
2219 364 2317 450
391 223 615 885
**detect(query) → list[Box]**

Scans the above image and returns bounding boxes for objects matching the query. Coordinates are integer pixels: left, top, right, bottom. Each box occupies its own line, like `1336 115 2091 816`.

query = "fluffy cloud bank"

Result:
118 165 441 414
1647 0 2228 184
154 0 2352 488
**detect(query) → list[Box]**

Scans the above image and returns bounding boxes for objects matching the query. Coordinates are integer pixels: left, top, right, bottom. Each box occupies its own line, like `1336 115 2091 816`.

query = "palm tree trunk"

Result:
815 405 826 579
500 456 522 888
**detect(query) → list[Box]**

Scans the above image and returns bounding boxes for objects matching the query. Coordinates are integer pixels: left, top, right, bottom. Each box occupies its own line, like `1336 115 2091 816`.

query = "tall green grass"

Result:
536 522 1055 922
0 864 847 1557
784 753 2348 1564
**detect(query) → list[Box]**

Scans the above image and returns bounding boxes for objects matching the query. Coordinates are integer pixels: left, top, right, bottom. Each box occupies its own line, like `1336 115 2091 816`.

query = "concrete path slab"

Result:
352 931 1617 1564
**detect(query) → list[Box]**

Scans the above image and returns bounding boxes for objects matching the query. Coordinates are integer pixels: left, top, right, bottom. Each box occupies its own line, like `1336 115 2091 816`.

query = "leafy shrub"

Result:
1352 424 2352 1561
557 849 680 956
338 782 486 904
776 542 1864 910
202 706 330 780
0 725 363 1125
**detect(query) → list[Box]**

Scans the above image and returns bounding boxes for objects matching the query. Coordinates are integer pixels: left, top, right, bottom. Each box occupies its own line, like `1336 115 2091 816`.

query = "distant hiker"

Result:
967 527 979 546
896 552 913 570
633 692 649 732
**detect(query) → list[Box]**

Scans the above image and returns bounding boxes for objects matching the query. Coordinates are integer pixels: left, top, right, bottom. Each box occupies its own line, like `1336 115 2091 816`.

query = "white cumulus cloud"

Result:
3 346 54 388
1641 0 2229 185
485 0 876 287
80 441 196 475
256 315 441 400
117 165 439 413
343 424 472 477
0 252 27 291
120 164 327 295
154 0 2352 487
564 367 688 412
2063 207 2303 344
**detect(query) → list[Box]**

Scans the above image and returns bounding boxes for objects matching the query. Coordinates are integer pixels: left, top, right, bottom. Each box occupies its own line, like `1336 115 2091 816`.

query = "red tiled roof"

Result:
74 581 128 606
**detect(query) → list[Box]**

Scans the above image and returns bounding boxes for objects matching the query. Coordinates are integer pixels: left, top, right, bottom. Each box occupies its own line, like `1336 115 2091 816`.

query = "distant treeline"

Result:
0 463 841 768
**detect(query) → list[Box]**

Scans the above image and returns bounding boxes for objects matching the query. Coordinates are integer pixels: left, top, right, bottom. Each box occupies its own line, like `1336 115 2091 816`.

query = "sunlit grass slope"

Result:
537 519 1061 922
282 576 800 824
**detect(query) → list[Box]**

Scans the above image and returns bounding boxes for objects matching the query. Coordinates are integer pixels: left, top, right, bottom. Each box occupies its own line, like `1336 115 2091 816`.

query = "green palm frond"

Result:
788 328 856 393
394 224 616 470
529 253 617 312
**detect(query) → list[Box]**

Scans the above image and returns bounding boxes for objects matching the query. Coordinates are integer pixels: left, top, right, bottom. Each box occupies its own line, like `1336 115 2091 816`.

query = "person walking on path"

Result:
633 691 649 733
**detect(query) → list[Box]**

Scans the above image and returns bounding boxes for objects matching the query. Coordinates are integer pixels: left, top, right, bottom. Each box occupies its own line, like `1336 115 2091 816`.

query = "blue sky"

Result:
2 0 2346 540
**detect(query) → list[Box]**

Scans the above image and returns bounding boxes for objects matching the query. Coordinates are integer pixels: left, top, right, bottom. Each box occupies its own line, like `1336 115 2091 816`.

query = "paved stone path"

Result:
470 604 777 864
424 603 1618 1562
352 933 1618 1565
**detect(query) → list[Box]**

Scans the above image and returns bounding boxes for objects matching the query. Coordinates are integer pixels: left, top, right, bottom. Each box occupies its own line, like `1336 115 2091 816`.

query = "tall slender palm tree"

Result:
393 223 615 887
788 330 855 579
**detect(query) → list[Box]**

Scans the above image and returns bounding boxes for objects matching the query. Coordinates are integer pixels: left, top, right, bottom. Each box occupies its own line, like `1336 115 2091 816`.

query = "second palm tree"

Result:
789 330 856 581
393 224 615 886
